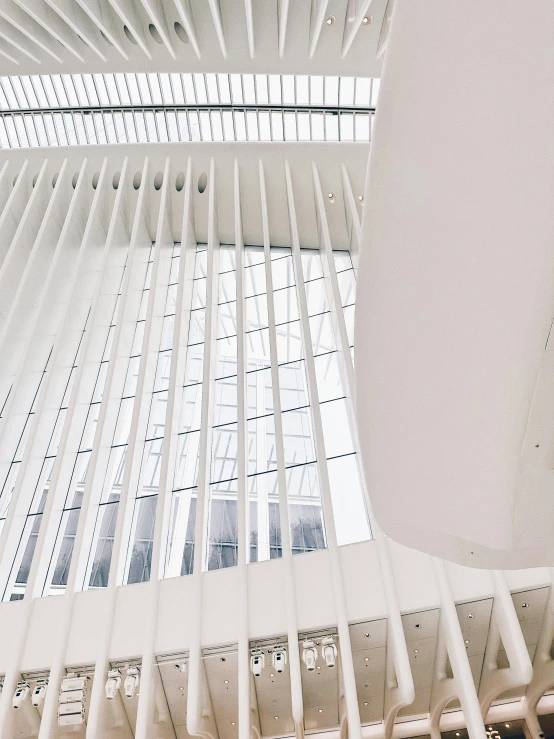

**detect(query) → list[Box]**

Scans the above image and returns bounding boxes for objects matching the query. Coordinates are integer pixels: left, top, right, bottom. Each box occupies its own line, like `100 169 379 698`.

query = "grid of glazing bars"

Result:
0 239 370 601
0 73 379 147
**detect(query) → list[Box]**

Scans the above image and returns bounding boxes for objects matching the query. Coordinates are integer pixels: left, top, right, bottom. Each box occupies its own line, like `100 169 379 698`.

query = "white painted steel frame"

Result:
0 143 551 739
0 0 389 75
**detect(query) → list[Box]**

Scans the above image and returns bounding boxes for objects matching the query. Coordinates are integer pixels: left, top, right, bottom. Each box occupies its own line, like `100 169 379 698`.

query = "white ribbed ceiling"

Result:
0 0 392 76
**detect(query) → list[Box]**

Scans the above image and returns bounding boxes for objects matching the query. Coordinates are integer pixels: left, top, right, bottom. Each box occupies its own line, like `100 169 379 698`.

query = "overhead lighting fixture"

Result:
31 679 48 707
505 724 511 728
124 666 140 699
467 613 475 619
250 649 265 677
105 669 122 700
522 603 529 608
12 681 30 709
322 636 337 668
318 708 323 713
302 640 318 671
224 680 229 684
272 644 287 674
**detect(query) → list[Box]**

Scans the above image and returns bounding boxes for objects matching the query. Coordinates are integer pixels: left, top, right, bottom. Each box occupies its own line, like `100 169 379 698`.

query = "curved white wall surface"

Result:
356 1 554 569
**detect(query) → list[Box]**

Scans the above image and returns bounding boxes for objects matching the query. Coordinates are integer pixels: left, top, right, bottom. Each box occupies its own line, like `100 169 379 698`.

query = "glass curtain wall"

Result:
0 240 370 600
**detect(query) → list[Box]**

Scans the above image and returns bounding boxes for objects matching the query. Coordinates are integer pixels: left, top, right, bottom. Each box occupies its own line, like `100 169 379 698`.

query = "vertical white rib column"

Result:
133 157 197 738
312 162 414 737
0 157 88 739
258 160 305 739
84 158 153 739
27 158 111 600
187 158 220 738
339 164 362 270
234 159 251 739
111 157 174 590
433 558 487 739
284 160 361 739
34 160 132 739
479 570 533 716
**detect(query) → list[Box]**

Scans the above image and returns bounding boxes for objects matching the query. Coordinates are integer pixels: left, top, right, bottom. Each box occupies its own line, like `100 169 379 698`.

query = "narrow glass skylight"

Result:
0 73 379 148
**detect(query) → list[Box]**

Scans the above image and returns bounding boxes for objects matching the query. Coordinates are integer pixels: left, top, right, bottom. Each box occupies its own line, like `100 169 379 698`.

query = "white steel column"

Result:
34 159 132 739
285 159 361 739
234 158 251 739
133 157 197 738
312 160 414 738
479 571 533 716
83 157 152 739
433 558 487 739
259 159 305 739
187 157 220 739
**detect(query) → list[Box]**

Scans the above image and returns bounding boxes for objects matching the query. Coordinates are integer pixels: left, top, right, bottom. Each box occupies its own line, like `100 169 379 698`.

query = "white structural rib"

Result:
259 158 305 739
0 0 388 74
2 143 554 739
311 160 413 739
285 158 362 739
234 158 251 739
187 157 219 739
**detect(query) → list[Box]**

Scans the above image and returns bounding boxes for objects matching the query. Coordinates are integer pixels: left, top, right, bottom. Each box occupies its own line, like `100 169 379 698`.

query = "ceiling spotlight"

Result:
322 636 337 668
362 16 372 24
326 16 335 25
358 195 364 202
250 649 265 677
505 724 511 728
270 673 275 677
272 644 287 673
31 679 48 708
231 722 236 726
318 709 323 713
464 639 470 644
363 701 369 706
105 669 122 700
274 716 279 720
456 733 460 737
302 640 318 671
467 613 475 619
328 192 334 200
364 657 369 662
364 633 370 638
124 666 140 699
12 682 30 709
522 602 529 608
415 623 421 629
414 649 419 654
224 680 229 684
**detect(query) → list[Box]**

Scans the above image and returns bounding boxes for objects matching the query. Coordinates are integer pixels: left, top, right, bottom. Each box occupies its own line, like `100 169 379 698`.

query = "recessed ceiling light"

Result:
464 639 470 644
363 702 369 706
467 613 475 619
364 633 370 638
231 722 236 726
358 195 364 202
318 709 323 713
224 680 229 684
456 733 460 737
364 658 369 662
326 16 335 25
362 16 372 25
270 673 275 677
522 603 529 608
414 649 419 654
505 724 511 728
274 716 279 720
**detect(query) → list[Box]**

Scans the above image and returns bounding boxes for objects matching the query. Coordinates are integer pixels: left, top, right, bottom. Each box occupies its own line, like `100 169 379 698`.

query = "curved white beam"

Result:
356 0 554 569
